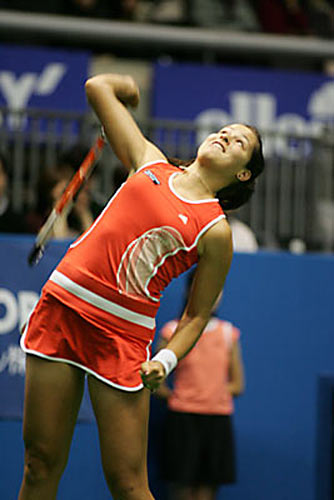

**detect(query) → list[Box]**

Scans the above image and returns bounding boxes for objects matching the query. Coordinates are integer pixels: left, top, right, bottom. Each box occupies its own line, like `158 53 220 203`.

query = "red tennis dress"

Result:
21 161 225 390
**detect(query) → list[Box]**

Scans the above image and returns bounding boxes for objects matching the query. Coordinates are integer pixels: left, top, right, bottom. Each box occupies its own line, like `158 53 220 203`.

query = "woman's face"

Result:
197 124 258 178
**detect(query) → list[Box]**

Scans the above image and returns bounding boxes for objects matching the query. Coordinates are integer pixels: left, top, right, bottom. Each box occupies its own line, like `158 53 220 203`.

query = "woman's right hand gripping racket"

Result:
27 134 105 267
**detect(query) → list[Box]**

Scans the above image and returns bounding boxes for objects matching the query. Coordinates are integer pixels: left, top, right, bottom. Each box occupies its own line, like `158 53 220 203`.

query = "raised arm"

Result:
85 73 166 172
141 218 233 391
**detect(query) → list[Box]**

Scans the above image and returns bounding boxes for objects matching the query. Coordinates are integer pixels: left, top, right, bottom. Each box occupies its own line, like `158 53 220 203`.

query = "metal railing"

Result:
1 10 334 62
1 107 333 252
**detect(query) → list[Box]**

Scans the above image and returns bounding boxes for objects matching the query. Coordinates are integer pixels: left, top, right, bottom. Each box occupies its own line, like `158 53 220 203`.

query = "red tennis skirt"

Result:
20 290 152 391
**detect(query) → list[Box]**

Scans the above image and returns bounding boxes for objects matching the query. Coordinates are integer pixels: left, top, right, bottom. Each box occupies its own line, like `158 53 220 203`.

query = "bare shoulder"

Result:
198 217 232 258
205 217 232 240
193 217 233 306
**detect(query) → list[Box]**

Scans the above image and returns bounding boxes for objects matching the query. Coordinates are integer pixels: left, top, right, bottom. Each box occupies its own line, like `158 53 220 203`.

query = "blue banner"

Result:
0 43 90 133
153 62 334 157
0 43 89 111
0 235 93 420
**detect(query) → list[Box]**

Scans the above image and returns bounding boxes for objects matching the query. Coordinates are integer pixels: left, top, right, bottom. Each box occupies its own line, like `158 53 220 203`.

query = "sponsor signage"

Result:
0 236 93 419
0 43 90 131
153 62 334 157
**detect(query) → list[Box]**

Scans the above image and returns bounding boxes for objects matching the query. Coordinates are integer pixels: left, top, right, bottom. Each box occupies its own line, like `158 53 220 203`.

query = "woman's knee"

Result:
23 441 67 485
105 467 152 499
109 482 153 500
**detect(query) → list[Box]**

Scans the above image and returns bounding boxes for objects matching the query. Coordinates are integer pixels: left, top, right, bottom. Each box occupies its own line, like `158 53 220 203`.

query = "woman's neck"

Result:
176 158 230 199
172 166 215 201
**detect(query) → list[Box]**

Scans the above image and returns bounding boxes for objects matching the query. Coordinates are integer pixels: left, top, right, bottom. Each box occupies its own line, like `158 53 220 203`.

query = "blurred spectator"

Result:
141 0 187 25
0 151 27 234
227 213 259 252
155 277 245 500
2 0 333 40
307 0 334 38
25 165 74 238
25 145 103 239
0 0 138 20
57 0 138 20
0 0 60 13
257 0 312 35
56 145 104 222
188 0 260 31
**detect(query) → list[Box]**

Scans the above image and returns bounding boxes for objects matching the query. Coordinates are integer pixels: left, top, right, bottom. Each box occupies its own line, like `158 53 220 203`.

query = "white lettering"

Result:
230 92 253 123
35 63 66 95
195 81 334 159
308 81 334 120
274 114 307 159
0 289 39 335
0 289 17 334
254 93 276 129
196 108 230 145
0 63 67 129
229 91 277 130
0 345 25 375
18 291 39 329
0 71 36 111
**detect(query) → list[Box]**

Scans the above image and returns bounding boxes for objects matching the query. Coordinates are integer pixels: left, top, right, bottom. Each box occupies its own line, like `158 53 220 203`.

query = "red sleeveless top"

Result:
45 161 225 340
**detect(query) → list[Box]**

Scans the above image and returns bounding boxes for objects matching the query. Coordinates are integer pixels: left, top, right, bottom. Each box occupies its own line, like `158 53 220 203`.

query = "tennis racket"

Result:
27 134 105 266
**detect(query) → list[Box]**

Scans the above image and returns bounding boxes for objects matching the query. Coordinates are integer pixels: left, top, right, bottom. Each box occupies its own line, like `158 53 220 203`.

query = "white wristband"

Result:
151 349 178 377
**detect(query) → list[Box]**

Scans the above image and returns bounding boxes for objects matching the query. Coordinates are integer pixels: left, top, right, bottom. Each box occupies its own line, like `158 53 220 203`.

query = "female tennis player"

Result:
19 73 264 500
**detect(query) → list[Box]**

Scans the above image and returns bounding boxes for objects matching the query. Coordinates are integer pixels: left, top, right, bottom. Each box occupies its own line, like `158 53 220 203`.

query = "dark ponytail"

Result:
217 179 256 211
167 157 193 169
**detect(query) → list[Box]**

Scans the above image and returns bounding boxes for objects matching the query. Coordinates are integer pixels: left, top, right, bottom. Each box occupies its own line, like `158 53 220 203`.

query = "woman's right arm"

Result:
85 74 166 172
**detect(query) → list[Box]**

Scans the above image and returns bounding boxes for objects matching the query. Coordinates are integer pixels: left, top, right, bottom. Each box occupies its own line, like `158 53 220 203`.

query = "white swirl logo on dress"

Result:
117 226 186 301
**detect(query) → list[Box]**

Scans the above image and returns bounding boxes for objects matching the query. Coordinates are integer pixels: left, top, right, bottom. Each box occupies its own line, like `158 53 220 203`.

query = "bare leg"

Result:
172 484 217 500
195 485 217 500
18 355 85 500
172 484 194 500
88 376 154 500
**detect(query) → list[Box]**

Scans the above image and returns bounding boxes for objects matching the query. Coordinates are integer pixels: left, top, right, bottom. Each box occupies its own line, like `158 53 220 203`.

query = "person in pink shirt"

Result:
155 280 245 500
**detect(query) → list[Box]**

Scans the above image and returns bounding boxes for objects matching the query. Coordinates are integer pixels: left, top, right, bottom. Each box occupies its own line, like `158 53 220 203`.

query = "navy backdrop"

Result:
0 235 333 500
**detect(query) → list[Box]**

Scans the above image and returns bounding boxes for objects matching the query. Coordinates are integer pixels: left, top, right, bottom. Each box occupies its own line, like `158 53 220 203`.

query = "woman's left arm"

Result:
141 218 233 390
228 341 245 397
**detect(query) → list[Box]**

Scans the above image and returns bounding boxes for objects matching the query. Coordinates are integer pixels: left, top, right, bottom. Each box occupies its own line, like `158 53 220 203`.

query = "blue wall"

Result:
0 236 333 499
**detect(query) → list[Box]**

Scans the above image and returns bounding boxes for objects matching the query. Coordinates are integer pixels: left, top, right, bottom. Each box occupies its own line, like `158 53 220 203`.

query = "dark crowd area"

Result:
0 0 334 39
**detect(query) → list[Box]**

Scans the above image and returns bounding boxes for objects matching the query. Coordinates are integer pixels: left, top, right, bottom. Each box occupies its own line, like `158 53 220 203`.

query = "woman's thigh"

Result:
23 354 85 461
87 376 151 480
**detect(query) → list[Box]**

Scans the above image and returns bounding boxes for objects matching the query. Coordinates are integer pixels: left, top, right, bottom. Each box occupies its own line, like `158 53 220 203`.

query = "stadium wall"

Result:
0 236 333 500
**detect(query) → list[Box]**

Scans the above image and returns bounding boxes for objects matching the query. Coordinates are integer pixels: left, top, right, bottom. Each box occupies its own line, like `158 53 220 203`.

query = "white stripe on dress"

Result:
49 270 156 330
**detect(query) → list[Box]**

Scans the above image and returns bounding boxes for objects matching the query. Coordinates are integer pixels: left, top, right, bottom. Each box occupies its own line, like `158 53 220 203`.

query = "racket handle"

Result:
28 243 45 267
27 209 57 266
